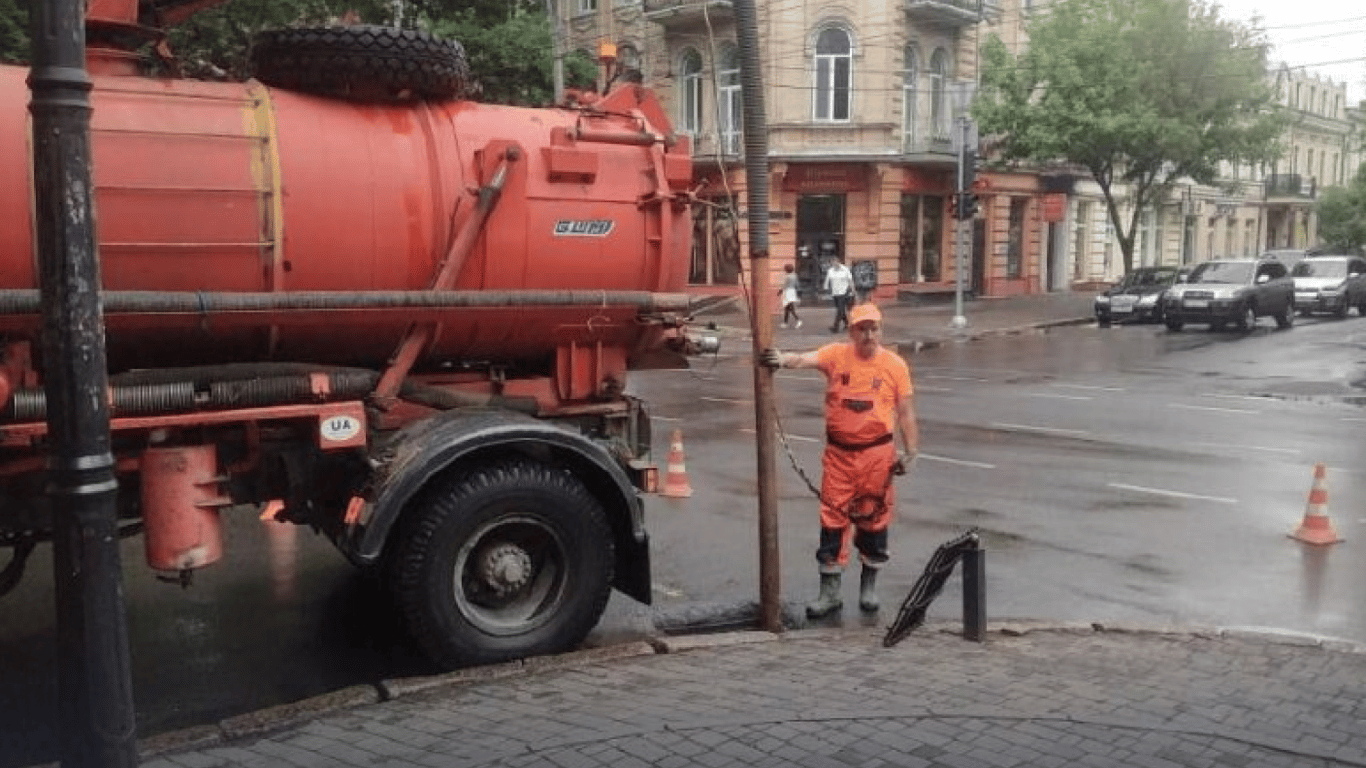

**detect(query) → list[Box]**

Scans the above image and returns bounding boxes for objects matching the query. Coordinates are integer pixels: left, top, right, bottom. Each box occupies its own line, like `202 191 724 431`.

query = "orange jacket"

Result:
815 343 913 447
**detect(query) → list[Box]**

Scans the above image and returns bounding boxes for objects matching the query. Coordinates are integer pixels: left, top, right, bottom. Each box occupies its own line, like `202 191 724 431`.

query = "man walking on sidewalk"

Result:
823 256 854 333
761 304 919 617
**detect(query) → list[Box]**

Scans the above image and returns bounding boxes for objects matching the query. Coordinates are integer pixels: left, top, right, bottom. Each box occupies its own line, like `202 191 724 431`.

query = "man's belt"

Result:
826 432 894 452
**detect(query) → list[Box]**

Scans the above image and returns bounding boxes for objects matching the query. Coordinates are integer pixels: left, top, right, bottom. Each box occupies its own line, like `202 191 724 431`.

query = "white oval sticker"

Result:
320 415 362 442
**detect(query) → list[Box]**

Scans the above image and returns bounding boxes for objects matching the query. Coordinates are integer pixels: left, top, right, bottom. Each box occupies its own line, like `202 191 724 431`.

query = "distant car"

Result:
1261 249 1309 272
1094 266 1182 326
1291 255 1366 318
1162 257 1295 332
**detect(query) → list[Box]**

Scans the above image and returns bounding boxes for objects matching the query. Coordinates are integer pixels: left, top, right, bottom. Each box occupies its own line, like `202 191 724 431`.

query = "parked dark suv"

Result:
1162 258 1295 331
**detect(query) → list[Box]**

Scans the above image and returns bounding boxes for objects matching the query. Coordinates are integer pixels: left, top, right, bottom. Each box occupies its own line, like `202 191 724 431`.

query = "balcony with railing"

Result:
642 0 734 28
1264 173 1317 201
906 0 987 26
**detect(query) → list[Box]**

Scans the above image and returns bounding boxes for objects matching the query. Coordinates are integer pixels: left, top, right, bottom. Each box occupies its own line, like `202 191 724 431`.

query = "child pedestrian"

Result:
779 263 802 329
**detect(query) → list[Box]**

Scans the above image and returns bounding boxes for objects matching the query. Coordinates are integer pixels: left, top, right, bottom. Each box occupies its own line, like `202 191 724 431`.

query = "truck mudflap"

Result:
344 407 651 605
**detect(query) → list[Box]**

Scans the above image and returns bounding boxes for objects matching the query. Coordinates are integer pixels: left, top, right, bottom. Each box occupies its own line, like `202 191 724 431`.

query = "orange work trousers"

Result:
816 440 896 572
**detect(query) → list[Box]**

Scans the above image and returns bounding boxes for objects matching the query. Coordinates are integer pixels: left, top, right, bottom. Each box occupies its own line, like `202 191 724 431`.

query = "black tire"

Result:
1333 301 1349 319
1097 316 1112 328
1235 303 1256 332
1165 319 1184 332
1274 302 1294 329
390 459 614 669
251 25 470 102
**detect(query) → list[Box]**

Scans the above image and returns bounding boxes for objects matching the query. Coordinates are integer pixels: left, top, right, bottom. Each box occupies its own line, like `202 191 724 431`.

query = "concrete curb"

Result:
132 618 1366 763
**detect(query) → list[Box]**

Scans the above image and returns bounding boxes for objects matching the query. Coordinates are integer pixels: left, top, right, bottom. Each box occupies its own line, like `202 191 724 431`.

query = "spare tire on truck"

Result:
250 25 470 102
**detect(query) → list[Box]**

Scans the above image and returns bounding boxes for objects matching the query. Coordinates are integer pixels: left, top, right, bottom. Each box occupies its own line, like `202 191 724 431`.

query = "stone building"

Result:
559 0 1362 299
560 0 1038 302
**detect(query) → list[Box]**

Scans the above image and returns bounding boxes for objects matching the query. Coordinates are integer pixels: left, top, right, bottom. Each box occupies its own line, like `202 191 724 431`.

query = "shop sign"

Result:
1042 193 1067 223
783 164 867 193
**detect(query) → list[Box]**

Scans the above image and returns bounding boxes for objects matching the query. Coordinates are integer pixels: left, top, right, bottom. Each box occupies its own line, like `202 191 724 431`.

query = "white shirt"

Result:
824 263 853 297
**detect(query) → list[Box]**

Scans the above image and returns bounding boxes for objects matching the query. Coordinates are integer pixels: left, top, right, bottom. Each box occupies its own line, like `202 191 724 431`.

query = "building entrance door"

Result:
796 194 846 300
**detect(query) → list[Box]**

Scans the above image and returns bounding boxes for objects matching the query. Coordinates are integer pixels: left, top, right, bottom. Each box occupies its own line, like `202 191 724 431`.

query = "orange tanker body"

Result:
0 22 707 669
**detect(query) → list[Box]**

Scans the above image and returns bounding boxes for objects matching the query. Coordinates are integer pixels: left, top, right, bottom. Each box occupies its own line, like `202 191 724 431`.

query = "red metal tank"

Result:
0 66 693 372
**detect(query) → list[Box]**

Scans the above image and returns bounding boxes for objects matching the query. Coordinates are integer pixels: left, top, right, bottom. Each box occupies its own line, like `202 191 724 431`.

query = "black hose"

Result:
7 365 538 421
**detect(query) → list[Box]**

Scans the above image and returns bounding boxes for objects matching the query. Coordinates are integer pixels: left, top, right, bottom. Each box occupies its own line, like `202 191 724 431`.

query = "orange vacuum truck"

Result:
0 0 707 668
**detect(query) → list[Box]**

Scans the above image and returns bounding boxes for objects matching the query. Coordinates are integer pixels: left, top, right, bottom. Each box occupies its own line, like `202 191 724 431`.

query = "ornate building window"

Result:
902 44 920 151
679 48 703 135
930 48 949 141
813 27 852 122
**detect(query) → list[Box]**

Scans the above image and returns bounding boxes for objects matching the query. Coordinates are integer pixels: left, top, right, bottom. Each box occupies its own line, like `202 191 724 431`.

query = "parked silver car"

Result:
1291 255 1366 318
1162 258 1295 332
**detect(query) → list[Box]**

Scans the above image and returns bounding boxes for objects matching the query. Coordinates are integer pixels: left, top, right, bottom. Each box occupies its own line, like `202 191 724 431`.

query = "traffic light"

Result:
959 193 979 221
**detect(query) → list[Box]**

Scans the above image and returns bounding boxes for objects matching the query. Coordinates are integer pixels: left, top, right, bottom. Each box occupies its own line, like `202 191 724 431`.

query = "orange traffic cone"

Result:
660 429 693 498
1290 463 1342 545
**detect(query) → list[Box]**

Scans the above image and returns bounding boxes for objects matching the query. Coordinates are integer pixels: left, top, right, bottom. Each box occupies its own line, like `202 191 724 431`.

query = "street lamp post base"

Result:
950 315 968 329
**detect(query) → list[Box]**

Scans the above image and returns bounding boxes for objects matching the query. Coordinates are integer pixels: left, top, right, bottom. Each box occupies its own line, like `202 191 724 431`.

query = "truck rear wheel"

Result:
390 459 613 669
251 25 470 102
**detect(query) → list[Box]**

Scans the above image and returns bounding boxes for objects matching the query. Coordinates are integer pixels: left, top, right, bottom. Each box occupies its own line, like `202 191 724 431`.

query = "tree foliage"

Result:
427 6 596 105
0 0 580 106
974 0 1286 273
1317 163 1366 252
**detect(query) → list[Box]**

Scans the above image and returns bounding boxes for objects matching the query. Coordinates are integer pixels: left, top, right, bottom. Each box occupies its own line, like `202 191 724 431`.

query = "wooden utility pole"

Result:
731 0 781 632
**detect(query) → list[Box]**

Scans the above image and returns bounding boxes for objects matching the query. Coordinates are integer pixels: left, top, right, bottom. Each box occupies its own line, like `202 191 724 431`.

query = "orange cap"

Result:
848 303 882 327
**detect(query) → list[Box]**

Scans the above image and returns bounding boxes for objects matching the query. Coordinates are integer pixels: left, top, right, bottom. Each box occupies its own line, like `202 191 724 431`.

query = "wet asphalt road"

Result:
3 313 1364 767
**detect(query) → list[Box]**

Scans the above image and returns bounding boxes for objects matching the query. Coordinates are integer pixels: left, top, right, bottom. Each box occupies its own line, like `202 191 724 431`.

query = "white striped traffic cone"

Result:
660 429 693 498
1290 463 1342 545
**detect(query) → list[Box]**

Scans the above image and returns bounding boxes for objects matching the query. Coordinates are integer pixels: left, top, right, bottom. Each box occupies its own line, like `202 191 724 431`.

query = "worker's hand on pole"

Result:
893 450 918 476
759 348 784 370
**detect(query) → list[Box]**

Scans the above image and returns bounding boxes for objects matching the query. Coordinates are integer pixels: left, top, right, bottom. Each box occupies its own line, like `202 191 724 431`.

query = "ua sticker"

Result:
320 414 362 443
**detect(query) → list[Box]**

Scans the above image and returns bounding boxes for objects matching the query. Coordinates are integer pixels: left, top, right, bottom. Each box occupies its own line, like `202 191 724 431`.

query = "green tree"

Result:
0 0 27 64
974 0 1286 273
427 6 595 105
1317 163 1366 252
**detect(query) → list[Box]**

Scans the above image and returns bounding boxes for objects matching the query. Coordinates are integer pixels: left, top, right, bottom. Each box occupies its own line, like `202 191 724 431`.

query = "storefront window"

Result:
1007 198 1026 279
689 199 739 285
899 194 944 283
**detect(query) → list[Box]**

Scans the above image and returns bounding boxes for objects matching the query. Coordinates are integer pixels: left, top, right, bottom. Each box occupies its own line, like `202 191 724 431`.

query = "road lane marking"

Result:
1203 393 1281 402
1026 392 1093 401
1191 441 1300 455
915 385 953 393
1169 402 1258 415
1052 383 1125 392
924 374 989 382
740 428 820 443
1108 482 1237 504
700 396 748 404
921 453 995 469
651 416 682 422
990 422 1090 436
1344 417 1366 423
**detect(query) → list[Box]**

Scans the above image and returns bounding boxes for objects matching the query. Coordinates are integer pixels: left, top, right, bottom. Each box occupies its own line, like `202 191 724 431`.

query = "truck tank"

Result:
0 63 694 373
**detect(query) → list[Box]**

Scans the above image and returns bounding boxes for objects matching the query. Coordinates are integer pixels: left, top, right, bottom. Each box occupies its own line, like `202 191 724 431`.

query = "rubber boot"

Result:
858 567 880 613
805 573 843 619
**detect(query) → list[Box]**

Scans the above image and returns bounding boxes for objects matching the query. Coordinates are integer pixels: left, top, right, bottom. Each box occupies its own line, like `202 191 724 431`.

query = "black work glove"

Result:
760 348 784 370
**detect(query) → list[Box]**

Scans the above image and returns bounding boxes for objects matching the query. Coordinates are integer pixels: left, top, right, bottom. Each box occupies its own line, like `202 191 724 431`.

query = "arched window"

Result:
930 48 949 140
718 44 742 154
813 27 852 122
679 48 703 135
902 45 920 150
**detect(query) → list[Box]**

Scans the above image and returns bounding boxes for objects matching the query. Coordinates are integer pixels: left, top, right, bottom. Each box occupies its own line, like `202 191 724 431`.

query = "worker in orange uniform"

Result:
760 303 919 617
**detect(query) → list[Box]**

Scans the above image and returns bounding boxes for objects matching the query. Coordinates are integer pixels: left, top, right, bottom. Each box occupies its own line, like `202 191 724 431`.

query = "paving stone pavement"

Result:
139 625 1366 768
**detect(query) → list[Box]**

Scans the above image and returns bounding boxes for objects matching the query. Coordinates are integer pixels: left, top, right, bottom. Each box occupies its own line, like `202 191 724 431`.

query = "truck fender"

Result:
345 408 651 605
